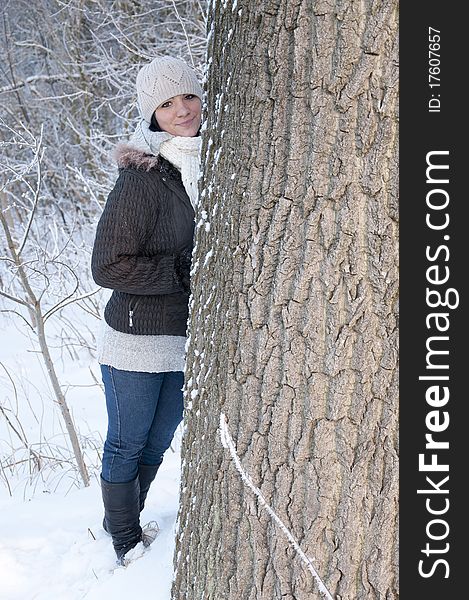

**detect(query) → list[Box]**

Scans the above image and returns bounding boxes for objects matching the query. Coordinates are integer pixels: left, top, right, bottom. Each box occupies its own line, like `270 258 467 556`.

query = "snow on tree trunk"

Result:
173 1 398 599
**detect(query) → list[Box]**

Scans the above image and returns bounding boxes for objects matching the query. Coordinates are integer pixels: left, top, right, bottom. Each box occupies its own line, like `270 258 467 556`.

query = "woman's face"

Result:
154 94 202 137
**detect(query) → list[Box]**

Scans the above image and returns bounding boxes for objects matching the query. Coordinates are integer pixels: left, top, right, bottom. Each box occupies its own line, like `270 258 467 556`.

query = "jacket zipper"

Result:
128 298 141 328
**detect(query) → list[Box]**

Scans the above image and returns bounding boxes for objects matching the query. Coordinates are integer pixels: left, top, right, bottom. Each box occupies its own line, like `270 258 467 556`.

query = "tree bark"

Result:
173 1 398 599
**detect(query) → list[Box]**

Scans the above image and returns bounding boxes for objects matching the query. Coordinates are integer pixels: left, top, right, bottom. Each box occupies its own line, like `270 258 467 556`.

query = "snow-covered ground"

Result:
0 304 181 600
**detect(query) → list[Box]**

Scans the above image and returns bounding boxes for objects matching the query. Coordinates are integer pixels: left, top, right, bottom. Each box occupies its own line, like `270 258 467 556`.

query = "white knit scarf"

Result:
130 119 202 209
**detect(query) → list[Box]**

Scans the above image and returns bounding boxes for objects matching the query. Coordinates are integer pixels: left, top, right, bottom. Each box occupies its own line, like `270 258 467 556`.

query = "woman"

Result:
91 55 203 565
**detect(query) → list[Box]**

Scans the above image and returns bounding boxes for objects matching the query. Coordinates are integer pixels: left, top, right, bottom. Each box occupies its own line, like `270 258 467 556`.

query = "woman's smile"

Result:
177 116 194 126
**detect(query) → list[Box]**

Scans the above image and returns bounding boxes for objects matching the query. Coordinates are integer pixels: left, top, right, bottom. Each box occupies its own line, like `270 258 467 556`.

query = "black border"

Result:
400 4 465 596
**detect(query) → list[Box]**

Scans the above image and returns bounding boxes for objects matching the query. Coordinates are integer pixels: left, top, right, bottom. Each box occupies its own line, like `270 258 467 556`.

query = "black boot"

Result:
101 475 142 565
138 463 160 512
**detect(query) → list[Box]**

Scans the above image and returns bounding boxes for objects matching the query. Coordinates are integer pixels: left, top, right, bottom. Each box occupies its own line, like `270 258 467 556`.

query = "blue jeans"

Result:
100 366 184 483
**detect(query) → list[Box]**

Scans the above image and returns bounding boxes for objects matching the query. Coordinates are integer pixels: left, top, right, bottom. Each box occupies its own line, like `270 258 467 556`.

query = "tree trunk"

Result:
35 307 90 488
173 1 398 599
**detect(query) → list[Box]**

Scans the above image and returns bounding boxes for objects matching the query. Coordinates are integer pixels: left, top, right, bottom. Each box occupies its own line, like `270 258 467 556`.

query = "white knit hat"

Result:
136 56 203 124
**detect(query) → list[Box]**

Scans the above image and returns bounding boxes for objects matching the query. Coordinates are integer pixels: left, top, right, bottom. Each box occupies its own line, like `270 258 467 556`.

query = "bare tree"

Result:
173 1 398 599
0 123 99 486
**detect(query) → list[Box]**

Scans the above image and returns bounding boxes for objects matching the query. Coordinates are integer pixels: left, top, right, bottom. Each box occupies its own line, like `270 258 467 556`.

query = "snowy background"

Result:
0 300 184 600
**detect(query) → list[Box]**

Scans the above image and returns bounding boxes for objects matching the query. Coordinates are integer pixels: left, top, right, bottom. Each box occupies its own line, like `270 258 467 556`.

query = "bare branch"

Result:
0 309 34 331
171 0 196 67
18 125 44 257
0 289 31 307
0 73 82 95
43 287 101 322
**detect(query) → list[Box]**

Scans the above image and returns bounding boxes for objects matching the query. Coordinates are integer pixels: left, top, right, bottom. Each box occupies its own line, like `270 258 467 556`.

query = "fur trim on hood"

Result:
113 142 160 172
